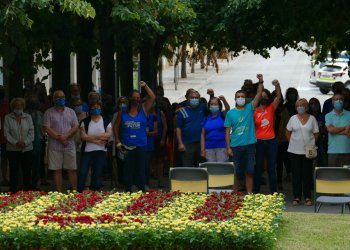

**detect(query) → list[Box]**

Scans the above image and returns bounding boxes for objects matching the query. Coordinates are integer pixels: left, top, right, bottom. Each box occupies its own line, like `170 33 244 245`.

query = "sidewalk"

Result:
162 60 232 103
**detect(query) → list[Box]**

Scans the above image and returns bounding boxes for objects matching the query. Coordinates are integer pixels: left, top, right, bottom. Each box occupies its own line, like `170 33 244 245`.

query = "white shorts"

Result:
48 149 77 170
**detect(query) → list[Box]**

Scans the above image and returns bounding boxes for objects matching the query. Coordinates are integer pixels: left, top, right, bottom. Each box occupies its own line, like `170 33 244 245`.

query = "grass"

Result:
274 212 350 250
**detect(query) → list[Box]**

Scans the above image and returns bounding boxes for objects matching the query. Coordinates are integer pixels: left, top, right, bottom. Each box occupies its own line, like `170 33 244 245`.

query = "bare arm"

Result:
252 83 264 108
272 80 282 109
285 130 292 141
219 95 230 114
225 127 233 156
314 133 319 141
176 128 185 151
326 125 346 134
147 121 158 137
200 128 206 157
114 111 122 147
160 111 167 145
140 81 156 114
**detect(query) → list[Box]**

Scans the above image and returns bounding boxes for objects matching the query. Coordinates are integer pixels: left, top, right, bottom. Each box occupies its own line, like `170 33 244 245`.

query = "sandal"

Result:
292 199 300 206
305 198 312 206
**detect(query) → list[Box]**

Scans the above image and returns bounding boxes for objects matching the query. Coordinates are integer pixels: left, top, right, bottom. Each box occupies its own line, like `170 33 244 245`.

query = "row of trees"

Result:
1 0 349 100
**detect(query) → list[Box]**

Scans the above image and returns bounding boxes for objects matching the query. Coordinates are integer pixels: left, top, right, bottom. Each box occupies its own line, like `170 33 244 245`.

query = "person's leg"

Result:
123 150 135 192
290 153 302 201
31 148 41 189
1 144 9 185
90 151 106 191
232 146 245 190
193 142 202 166
254 140 265 193
205 149 216 162
216 148 229 162
116 156 124 186
22 151 34 191
282 142 292 177
182 143 195 167
7 151 20 193
145 151 152 186
266 139 278 194
48 150 64 192
64 150 77 191
302 158 313 201
135 147 147 191
244 144 256 194
77 152 91 192
327 154 337 167
276 143 283 186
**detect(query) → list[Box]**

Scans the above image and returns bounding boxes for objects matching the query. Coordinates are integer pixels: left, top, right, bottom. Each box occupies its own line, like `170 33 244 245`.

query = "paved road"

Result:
193 48 331 108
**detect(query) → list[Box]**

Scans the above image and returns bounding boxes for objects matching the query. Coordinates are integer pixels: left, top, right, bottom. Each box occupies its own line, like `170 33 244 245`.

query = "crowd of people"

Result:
0 75 350 207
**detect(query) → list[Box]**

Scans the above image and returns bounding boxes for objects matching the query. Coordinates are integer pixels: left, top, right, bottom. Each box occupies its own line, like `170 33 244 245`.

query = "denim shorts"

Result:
231 144 256 174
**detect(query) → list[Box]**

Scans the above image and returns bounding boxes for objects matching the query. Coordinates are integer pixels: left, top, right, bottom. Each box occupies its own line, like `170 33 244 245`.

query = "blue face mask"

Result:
54 98 65 107
90 108 101 116
209 105 220 113
121 103 127 109
334 100 344 110
71 95 80 100
189 98 200 107
74 105 83 113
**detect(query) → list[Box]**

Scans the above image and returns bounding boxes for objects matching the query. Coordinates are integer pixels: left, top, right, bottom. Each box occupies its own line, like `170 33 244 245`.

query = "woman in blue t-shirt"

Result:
200 96 230 162
114 81 156 192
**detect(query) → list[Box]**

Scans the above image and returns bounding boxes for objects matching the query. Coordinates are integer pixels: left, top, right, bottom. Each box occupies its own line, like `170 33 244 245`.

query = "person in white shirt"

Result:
286 98 319 206
78 101 112 192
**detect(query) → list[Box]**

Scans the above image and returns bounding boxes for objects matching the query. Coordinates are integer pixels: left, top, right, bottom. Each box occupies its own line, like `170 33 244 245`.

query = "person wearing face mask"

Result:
276 87 299 189
0 87 10 186
176 90 207 167
286 98 319 206
200 96 230 162
224 75 264 194
326 93 350 167
43 90 79 192
78 101 112 192
322 82 344 115
253 80 282 194
67 84 89 112
111 96 128 187
114 81 156 192
4 98 34 193
308 98 327 167
26 95 44 190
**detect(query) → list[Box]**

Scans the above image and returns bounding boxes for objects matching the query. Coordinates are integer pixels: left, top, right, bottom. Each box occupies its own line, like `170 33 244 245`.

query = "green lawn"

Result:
275 212 350 250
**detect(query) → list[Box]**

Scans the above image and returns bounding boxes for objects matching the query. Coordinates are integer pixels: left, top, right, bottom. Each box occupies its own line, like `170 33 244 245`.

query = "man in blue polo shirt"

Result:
224 74 263 193
176 90 206 167
325 93 350 167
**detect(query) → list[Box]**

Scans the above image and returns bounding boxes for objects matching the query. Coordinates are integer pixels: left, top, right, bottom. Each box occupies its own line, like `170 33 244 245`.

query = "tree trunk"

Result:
51 44 71 94
140 39 157 91
181 42 187 78
158 57 163 87
77 52 93 102
116 38 133 97
100 35 115 97
6 57 23 99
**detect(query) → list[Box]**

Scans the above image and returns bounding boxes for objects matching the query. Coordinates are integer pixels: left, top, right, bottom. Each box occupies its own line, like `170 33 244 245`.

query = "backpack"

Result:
80 116 110 153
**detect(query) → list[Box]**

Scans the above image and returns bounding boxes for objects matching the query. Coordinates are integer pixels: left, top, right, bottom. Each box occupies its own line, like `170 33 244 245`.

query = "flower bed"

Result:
0 191 284 249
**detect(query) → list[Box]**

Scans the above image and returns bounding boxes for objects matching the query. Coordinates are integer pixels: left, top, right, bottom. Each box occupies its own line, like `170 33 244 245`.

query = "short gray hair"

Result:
10 97 26 110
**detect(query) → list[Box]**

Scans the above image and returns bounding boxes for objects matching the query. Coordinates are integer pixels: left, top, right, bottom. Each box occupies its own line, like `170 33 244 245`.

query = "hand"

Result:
139 81 147 88
16 141 25 149
178 143 186 152
257 73 263 83
116 142 123 150
226 147 233 156
272 79 279 86
200 150 206 158
218 95 225 101
160 139 166 147
57 134 67 142
207 88 214 96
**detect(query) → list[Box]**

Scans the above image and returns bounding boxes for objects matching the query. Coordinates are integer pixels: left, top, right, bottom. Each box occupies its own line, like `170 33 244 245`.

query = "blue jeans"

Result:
78 151 106 192
254 139 277 194
123 146 147 192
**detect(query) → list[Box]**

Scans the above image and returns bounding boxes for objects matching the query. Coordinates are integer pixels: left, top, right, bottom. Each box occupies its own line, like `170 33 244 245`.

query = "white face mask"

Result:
236 97 246 107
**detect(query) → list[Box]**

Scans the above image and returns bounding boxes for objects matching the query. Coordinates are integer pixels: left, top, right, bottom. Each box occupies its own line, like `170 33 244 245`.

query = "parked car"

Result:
315 62 350 94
